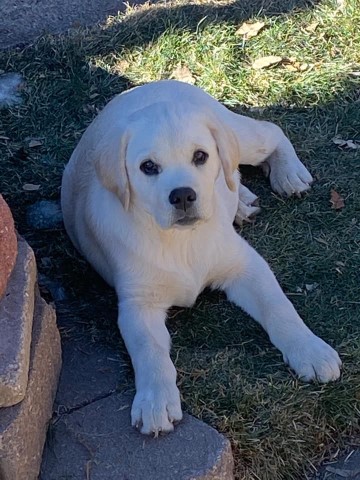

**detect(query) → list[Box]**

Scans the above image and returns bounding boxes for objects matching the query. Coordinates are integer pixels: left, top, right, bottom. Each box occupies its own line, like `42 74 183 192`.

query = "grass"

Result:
1 0 360 478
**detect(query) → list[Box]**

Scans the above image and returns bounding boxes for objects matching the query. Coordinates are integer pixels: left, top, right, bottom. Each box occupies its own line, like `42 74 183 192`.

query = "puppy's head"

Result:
96 101 239 229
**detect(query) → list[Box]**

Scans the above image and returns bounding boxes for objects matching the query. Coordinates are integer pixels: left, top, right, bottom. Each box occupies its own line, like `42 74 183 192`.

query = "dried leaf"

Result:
283 58 309 72
23 183 41 191
306 21 320 32
284 64 298 72
236 21 265 39
332 135 360 149
349 71 360 77
332 136 347 146
115 59 130 73
305 283 319 292
252 56 283 69
330 190 345 210
28 139 43 148
346 140 360 149
298 63 309 71
170 65 195 84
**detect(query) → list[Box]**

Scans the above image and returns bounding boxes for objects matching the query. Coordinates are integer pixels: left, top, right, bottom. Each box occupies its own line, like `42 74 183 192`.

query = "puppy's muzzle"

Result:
169 187 197 212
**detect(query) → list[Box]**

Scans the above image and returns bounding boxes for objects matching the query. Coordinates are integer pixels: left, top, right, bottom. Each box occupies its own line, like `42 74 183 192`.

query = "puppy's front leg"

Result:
118 300 182 435
222 237 341 382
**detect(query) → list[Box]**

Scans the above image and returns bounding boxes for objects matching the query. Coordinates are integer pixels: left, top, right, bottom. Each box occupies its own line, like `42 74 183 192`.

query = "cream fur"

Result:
61 80 341 435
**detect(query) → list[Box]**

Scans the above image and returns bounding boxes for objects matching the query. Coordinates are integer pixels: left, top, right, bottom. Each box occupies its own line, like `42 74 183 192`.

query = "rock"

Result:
41 393 234 480
0 293 62 480
26 200 63 230
38 273 67 301
0 237 36 407
0 73 23 108
0 194 17 300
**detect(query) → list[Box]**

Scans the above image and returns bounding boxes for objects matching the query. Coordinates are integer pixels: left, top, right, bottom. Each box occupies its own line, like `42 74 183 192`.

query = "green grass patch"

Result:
1 0 359 478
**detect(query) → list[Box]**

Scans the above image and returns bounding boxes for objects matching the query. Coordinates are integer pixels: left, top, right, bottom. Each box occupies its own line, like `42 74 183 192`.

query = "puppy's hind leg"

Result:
251 121 313 196
224 111 313 196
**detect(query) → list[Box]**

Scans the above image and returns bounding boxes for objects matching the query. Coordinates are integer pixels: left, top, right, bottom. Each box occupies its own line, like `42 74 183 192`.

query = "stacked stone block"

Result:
0 195 62 480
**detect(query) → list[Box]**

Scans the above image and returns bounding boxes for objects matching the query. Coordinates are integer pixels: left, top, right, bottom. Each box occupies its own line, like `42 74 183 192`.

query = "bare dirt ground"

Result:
0 0 152 49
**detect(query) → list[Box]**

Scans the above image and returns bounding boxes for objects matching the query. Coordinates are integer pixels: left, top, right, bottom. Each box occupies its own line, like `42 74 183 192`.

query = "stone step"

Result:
41 392 234 480
0 194 17 300
0 292 62 480
0 237 36 407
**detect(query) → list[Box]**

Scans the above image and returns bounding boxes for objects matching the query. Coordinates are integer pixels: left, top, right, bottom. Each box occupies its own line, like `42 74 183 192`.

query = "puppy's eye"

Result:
193 150 208 166
140 160 160 175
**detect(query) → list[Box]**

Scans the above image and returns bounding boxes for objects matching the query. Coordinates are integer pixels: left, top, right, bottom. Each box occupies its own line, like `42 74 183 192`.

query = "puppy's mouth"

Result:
175 216 199 227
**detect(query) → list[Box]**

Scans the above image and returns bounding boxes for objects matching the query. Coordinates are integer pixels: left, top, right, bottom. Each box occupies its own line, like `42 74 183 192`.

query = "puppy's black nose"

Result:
169 187 197 211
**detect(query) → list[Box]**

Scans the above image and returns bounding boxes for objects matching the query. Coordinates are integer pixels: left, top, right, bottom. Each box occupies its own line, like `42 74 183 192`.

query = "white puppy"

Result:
61 80 341 435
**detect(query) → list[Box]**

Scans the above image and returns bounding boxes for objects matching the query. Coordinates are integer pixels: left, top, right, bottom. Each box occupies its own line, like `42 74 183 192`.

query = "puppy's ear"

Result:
209 118 240 192
94 129 131 210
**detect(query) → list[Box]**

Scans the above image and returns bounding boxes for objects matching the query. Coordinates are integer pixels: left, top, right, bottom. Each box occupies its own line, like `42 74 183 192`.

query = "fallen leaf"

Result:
306 21 320 32
332 135 360 149
170 65 195 84
252 55 283 69
305 283 319 292
236 21 265 39
282 57 309 72
330 189 345 210
284 64 298 72
332 136 347 146
115 59 130 73
298 63 309 71
336 261 345 267
28 139 43 148
349 71 360 77
23 183 40 191
346 140 360 149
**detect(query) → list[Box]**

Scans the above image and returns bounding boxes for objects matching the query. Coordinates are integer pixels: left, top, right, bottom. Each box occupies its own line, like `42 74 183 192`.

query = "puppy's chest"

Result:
147 255 211 308
164 269 204 308
157 247 234 307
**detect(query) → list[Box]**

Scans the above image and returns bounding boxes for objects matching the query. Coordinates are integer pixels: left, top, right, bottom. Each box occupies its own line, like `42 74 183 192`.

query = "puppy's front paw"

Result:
131 381 183 436
283 334 341 383
270 159 313 196
235 184 261 225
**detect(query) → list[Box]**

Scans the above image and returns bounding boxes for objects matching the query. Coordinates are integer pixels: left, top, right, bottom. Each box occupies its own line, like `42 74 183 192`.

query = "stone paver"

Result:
41 301 234 479
0 293 62 480
0 237 36 407
41 392 234 480
55 335 126 410
0 194 17 300
315 450 360 480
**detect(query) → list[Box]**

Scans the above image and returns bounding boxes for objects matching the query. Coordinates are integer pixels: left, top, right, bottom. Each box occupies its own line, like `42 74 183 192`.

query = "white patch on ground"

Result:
0 73 23 108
